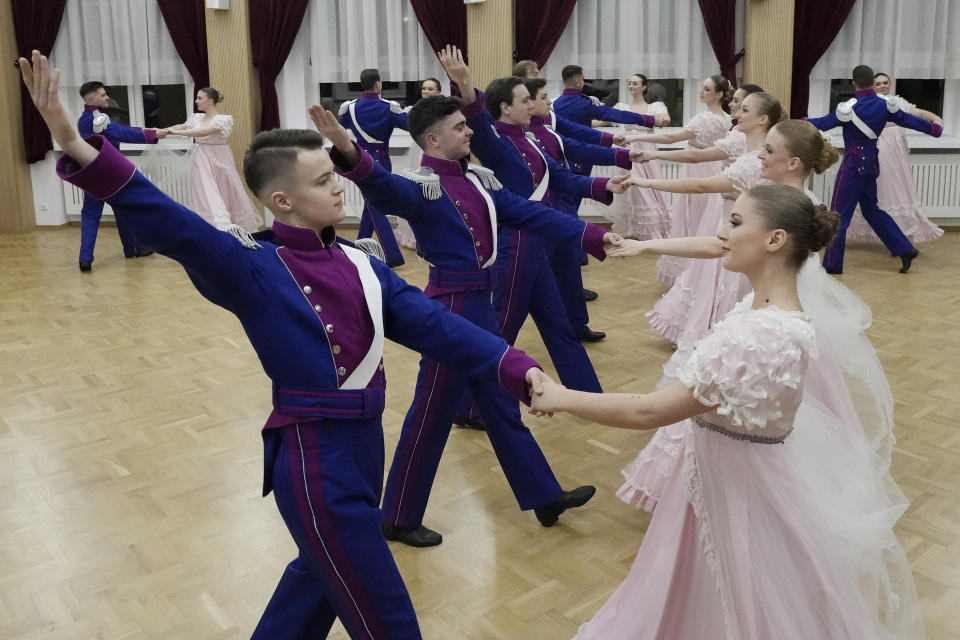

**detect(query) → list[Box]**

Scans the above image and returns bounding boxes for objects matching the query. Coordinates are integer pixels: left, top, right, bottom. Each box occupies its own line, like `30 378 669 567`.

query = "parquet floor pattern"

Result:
0 226 957 639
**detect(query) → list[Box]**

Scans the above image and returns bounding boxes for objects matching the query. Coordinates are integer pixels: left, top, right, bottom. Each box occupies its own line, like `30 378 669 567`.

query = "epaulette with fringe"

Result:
223 224 261 249
385 99 403 114
92 110 110 134
337 100 356 117
588 95 602 106
878 94 900 114
467 164 502 191
404 166 442 200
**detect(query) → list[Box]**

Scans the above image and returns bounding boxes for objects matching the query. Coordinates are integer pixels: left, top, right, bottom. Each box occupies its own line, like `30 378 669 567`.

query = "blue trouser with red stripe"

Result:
823 154 913 272
381 279 563 529
358 201 404 267
79 193 142 262
253 421 422 639
457 229 602 422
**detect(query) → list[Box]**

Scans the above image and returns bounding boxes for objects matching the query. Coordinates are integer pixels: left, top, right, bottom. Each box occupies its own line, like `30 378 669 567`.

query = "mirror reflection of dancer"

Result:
76 80 167 272
806 64 943 274
532 185 924 640
847 72 944 246
164 87 262 233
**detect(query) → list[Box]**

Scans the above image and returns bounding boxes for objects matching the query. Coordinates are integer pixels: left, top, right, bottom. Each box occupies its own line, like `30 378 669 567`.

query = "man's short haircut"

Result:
360 68 381 91
79 81 105 98
740 83 764 96
851 65 875 89
524 77 548 100
407 95 463 148
484 77 525 119
561 65 583 83
243 129 326 199
513 59 538 78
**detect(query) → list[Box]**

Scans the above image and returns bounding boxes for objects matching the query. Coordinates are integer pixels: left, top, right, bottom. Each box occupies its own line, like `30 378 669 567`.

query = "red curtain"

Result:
697 0 743 84
157 0 209 105
409 0 467 57
12 0 67 163
790 0 857 118
514 0 577 68
248 0 310 131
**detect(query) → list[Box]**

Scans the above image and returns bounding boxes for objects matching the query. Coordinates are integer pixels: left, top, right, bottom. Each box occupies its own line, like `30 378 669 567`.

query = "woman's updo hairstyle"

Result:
632 73 648 94
709 74 733 110
748 92 786 131
771 119 839 174
199 87 224 104
745 184 839 267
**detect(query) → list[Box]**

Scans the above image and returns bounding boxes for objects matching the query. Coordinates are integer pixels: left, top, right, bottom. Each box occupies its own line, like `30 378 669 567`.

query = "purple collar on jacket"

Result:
270 219 337 250
420 152 471 176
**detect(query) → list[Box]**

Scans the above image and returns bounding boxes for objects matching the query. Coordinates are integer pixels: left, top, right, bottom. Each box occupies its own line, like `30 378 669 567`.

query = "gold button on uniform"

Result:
332 345 342 355
325 324 334 333
475 241 481 246
455 200 461 206
303 285 312 294
337 366 346 376
314 304 322 312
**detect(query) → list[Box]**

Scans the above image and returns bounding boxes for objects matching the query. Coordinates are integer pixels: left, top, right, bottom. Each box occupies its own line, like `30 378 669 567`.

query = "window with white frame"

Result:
50 0 193 131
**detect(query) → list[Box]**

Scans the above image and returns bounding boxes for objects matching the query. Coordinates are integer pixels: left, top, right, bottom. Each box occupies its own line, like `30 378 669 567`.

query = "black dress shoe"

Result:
825 267 842 275
579 256 589 266
380 521 443 547
899 248 919 273
578 328 606 343
582 288 598 302
387 259 405 268
78 261 92 272
453 415 486 430
534 485 596 527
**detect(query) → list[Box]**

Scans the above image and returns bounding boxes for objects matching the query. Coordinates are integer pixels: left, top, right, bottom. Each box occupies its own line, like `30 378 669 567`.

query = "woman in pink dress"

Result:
627 93 783 345
847 73 944 244
395 78 443 251
531 185 923 640
626 75 732 284
611 74 672 239
165 88 261 232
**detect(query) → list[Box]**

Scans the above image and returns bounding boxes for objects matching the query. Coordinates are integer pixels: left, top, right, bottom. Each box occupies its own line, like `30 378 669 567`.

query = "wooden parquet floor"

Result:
1 225 958 639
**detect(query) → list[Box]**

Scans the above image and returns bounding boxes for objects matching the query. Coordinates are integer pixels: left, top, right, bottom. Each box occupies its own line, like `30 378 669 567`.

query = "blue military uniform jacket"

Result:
552 88 656 129
56 135 540 495
338 92 409 170
77 104 157 149
807 89 942 176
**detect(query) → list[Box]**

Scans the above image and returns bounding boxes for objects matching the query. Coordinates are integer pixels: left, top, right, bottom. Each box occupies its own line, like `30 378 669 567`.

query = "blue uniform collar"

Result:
263 220 338 250
421 152 470 176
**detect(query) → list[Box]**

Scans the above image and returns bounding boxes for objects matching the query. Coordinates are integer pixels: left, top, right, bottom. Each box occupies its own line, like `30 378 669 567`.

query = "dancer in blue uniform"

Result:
806 64 943 274
338 68 409 266
76 80 166 271
19 51 558 640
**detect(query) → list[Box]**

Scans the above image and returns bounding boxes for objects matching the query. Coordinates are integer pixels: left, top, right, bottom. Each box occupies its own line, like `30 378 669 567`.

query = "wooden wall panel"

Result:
0 1 37 234
466 0 514 92
744 0 795 112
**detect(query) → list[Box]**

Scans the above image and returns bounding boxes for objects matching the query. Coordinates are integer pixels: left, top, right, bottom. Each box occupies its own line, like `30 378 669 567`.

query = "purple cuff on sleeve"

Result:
590 177 613 205
56 135 136 200
498 347 540 405
931 122 943 138
615 148 632 170
334 141 376 182
460 89 485 119
642 114 656 128
141 128 158 144
599 131 614 147
581 222 608 261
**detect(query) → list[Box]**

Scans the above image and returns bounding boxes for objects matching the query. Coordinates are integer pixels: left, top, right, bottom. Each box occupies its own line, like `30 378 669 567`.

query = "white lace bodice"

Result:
721 149 769 193
665 305 816 440
614 101 669 134
714 129 746 168
189 113 234 145
685 110 733 149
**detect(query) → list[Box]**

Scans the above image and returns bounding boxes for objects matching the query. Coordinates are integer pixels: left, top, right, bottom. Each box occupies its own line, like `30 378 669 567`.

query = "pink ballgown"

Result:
575 298 923 639
185 113 261 232
656 110 732 284
611 101 671 239
646 150 766 345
